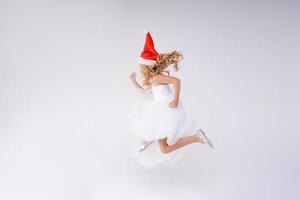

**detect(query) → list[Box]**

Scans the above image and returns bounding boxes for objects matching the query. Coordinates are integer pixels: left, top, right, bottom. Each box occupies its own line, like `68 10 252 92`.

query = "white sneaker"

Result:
196 129 213 148
138 140 154 153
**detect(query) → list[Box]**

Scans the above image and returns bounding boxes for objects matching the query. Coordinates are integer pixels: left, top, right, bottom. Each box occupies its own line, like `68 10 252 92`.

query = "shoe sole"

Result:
199 129 214 148
138 141 154 153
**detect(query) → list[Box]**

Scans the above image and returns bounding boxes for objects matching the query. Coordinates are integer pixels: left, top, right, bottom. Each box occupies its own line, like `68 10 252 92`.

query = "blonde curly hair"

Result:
140 51 183 86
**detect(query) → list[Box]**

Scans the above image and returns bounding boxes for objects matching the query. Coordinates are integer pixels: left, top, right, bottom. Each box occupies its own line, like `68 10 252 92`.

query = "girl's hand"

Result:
169 99 179 108
129 73 136 81
129 72 144 90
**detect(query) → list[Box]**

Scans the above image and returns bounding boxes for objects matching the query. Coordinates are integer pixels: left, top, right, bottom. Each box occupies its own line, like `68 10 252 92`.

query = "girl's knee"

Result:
159 146 170 154
158 138 171 154
158 143 172 154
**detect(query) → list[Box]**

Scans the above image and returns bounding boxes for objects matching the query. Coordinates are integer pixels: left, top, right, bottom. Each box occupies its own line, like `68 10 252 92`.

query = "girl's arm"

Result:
129 73 144 90
152 74 181 108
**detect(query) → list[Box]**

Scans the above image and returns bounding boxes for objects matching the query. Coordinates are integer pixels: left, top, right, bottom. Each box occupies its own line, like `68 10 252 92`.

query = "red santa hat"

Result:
139 30 159 66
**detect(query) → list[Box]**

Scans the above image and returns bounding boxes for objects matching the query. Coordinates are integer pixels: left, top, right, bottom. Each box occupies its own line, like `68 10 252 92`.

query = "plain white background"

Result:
1 0 299 199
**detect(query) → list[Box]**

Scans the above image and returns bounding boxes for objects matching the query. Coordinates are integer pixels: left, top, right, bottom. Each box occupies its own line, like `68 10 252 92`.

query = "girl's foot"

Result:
195 133 205 144
196 129 214 148
138 140 154 153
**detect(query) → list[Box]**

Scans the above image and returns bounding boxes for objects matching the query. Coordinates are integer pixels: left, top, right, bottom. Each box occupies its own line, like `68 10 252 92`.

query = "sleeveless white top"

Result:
151 84 172 101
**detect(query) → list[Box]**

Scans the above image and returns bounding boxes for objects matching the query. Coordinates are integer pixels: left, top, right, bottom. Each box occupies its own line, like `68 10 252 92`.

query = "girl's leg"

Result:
158 135 204 154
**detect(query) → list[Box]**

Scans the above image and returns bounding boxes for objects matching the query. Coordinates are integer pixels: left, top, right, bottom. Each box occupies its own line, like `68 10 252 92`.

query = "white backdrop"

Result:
1 0 299 199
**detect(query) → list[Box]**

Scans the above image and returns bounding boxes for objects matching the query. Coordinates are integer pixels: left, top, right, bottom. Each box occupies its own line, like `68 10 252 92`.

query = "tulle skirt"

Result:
129 90 199 168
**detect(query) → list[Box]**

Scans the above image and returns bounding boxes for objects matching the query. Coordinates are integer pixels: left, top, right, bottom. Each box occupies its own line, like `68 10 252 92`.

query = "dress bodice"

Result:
151 84 171 101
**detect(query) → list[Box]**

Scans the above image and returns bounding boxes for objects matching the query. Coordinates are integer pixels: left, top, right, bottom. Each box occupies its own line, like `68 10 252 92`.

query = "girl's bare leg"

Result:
158 135 204 154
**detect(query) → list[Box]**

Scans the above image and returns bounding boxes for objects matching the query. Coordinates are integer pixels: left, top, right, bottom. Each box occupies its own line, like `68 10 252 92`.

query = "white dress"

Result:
130 84 199 168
